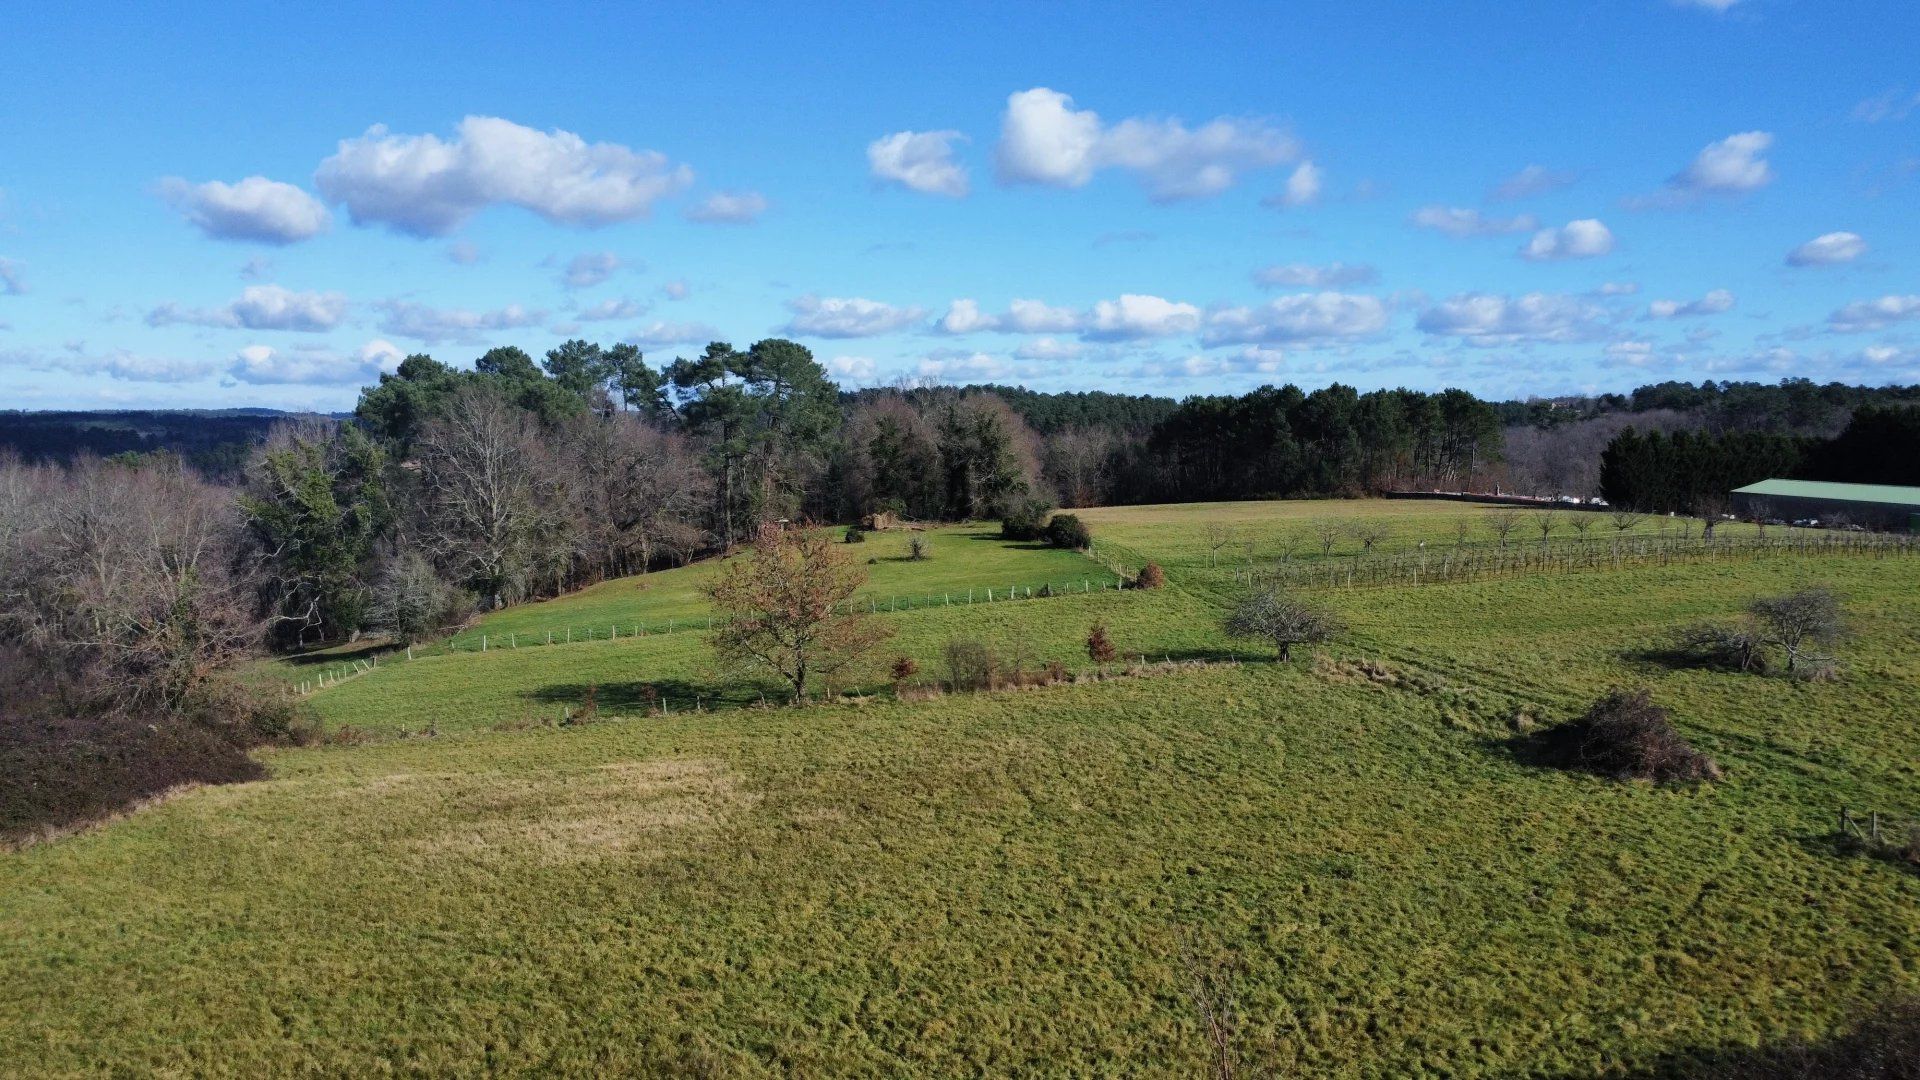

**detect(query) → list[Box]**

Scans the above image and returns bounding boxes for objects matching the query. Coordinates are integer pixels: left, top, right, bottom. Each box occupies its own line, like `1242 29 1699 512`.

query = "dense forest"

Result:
1598 404 1920 513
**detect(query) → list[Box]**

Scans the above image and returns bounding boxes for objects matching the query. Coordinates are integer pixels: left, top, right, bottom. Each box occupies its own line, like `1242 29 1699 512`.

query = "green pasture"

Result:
6 499 1918 1076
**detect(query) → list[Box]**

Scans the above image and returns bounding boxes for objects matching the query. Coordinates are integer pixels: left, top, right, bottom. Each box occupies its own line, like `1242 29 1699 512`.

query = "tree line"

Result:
1598 404 1920 513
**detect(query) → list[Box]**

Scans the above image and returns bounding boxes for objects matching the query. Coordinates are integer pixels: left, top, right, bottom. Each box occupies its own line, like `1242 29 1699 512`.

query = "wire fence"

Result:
1227 530 1920 591
290 570 1130 696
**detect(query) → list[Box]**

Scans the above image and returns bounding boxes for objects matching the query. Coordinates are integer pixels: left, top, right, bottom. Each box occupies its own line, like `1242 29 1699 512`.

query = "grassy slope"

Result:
448 524 1119 648
4 501 1918 1075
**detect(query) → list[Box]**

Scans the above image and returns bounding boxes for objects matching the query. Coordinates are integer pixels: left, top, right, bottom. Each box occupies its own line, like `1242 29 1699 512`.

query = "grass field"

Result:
446 524 1121 650
5 499 1918 1076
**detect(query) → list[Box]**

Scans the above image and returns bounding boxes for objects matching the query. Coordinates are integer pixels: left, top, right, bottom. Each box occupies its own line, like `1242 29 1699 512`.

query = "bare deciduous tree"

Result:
1223 588 1345 662
1750 587 1849 677
1313 520 1344 557
415 386 546 609
1483 508 1523 548
1044 426 1116 509
1607 509 1643 534
1349 519 1390 554
1534 509 1562 546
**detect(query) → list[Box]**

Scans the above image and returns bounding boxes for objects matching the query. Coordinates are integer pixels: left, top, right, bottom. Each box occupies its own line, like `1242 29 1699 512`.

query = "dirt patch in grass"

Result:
407 757 753 865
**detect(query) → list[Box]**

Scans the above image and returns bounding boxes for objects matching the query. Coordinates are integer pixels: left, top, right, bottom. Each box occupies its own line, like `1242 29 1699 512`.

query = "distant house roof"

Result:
1732 478 1920 508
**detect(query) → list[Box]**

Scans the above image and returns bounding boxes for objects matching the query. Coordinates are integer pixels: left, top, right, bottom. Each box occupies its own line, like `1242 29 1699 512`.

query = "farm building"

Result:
1730 478 1920 531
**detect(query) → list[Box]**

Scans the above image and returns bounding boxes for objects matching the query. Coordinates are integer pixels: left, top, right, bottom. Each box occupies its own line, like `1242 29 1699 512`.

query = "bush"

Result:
1045 513 1092 550
0 659 310 846
889 655 919 686
1671 619 1769 673
1087 624 1117 664
368 553 473 645
844 526 865 544
1528 687 1721 783
907 534 929 561
944 638 1000 692
1134 562 1166 589
1000 497 1052 541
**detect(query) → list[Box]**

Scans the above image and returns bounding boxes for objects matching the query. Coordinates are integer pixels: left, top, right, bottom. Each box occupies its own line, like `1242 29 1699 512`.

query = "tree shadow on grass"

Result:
279 639 397 667
1536 995 1920 1078
527 678 778 715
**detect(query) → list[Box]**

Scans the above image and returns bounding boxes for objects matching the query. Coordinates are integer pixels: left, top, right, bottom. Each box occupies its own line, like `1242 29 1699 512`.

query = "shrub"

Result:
907 534 929 561
368 553 473 645
1000 497 1052 541
944 638 1000 692
889 655 919 686
1671 619 1769 673
1087 624 1117 664
844 526 865 544
1045 513 1092 551
1134 562 1166 589
1529 687 1721 783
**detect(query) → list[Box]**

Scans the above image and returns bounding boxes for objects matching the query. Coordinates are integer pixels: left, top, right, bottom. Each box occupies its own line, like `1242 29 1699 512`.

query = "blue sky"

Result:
1 0 1916 411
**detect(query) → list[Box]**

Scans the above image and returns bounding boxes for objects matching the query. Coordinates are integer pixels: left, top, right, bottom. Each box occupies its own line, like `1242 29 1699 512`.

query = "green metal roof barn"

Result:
1731 479 1920 531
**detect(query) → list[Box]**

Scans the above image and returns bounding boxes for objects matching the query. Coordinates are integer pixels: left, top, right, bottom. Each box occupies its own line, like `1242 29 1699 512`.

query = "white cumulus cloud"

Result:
375 299 544 343
1410 206 1540 237
1416 292 1602 346
0 257 24 295
867 130 970 197
684 190 768 224
624 321 720 350
158 176 330 244
560 251 621 289
1490 164 1576 201
315 116 694 236
828 355 878 381
1253 262 1378 289
147 285 348 332
1786 231 1867 267
1085 294 1202 340
1520 219 1616 261
1647 289 1735 318
1201 292 1389 347
1265 161 1323 209
229 340 403 385
783 295 928 338
995 87 1297 200
1829 295 1920 333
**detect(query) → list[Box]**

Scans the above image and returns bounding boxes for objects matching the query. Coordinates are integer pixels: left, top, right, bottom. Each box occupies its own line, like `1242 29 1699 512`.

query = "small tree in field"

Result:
1223 589 1345 662
706 523 892 702
1533 509 1562 546
1608 509 1643 534
1313 520 1344 557
1350 520 1390 555
1749 586 1848 677
1484 508 1523 548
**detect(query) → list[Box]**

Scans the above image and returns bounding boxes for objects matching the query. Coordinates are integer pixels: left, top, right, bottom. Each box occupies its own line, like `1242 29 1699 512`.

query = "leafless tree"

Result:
1608 510 1643 534
1568 513 1595 540
1205 522 1238 566
1043 426 1116 509
1349 519 1390 554
414 386 546 609
1533 509 1562 546
1483 508 1523 548
1313 519 1344 557
0 454 262 708
1750 587 1849 676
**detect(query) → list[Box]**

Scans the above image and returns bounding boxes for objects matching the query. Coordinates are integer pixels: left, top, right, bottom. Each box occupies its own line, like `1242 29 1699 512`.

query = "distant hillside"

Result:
0 409 336 479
